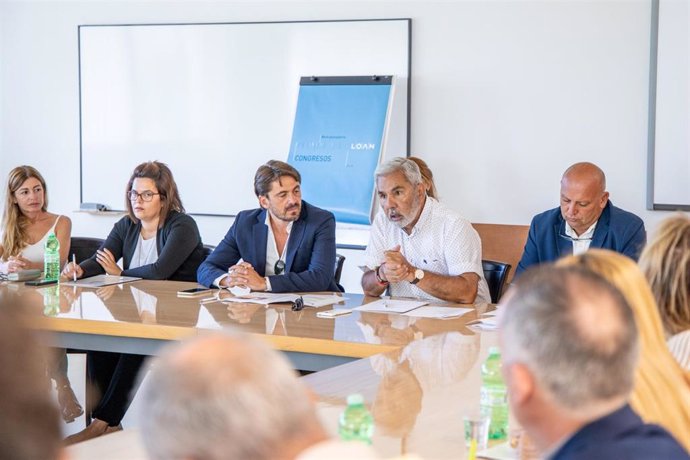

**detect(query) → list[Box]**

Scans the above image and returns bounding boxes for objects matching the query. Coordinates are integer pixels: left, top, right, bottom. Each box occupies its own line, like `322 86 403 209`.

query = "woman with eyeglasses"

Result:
62 161 205 444
0 165 83 423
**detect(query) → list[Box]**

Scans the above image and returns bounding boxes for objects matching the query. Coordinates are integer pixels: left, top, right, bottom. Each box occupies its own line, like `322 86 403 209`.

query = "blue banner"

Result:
288 82 391 224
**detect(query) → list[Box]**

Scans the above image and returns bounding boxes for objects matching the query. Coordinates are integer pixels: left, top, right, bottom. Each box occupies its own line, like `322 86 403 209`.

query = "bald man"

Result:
140 331 379 460
516 163 645 276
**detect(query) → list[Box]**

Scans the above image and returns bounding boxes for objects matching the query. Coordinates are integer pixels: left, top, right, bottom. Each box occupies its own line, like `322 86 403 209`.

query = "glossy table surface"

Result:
65 299 502 460
302 312 501 459
2 280 492 372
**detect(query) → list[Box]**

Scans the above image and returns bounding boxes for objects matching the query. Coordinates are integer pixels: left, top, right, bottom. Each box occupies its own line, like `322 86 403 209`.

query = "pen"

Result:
72 254 77 282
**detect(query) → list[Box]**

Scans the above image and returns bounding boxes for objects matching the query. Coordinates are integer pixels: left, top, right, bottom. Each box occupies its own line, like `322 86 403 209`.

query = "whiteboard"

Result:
648 0 689 210
78 19 411 216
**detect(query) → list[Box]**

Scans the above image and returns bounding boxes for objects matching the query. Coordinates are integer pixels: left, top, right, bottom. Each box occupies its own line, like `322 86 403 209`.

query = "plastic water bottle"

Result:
42 285 60 316
44 232 60 281
480 347 508 440
338 393 374 444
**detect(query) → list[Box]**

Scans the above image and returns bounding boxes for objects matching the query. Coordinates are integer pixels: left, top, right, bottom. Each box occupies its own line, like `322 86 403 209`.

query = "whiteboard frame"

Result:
647 0 690 211
77 18 411 217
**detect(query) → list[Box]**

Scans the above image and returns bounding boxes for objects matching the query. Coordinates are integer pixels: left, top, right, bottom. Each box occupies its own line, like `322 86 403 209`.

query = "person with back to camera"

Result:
140 331 380 460
639 213 690 372
0 165 83 424
557 249 690 452
0 301 65 460
62 161 206 444
500 265 689 459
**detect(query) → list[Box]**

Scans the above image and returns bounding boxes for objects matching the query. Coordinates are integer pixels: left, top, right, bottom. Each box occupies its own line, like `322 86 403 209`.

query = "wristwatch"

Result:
374 265 389 285
410 268 425 285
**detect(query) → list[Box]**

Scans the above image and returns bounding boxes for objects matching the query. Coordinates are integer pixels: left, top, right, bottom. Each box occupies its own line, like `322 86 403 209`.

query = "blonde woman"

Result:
557 249 690 451
0 165 82 422
639 214 690 371
408 156 438 200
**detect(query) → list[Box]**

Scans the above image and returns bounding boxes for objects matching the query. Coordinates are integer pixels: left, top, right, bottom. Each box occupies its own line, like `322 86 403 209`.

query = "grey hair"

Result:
375 157 423 186
140 331 318 460
500 265 638 412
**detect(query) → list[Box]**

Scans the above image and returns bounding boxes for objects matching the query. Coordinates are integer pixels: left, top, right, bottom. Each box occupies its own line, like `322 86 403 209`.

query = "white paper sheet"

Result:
61 275 142 288
403 306 473 319
354 299 428 314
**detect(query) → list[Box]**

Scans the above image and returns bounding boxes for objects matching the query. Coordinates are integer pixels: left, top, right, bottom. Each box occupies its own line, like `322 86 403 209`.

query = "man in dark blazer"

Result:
516 162 645 276
500 266 688 460
197 160 339 292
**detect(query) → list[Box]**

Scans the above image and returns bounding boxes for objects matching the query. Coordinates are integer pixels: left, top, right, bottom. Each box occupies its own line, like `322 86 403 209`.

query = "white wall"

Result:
0 0 675 292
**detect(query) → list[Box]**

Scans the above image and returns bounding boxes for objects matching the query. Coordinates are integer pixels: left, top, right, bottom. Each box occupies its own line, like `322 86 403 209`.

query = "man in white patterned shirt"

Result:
361 157 490 304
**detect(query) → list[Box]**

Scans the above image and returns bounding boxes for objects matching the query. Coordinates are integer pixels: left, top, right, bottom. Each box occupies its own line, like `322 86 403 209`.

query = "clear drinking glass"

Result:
463 411 491 459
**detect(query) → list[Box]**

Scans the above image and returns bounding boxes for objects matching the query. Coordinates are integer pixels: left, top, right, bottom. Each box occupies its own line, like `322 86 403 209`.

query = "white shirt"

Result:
264 211 293 291
213 212 293 290
668 330 690 371
130 234 158 269
365 197 491 304
564 221 597 256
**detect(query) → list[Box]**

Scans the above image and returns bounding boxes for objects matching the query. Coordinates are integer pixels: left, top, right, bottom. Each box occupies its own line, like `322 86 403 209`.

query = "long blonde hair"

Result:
1 166 48 259
639 214 690 336
557 249 690 450
408 157 438 200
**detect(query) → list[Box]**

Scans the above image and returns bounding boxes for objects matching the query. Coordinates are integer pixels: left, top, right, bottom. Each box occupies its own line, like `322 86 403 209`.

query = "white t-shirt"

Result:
130 234 158 269
365 197 491 304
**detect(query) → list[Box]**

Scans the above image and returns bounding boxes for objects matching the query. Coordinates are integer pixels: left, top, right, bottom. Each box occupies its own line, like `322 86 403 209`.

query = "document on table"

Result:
219 292 347 308
476 442 518 460
61 275 142 288
402 306 474 319
466 315 499 331
354 299 428 314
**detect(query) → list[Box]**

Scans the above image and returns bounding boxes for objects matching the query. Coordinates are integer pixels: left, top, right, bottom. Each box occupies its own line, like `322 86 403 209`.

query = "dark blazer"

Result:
553 404 689 460
197 201 339 292
80 211 205 282
516 201 646 276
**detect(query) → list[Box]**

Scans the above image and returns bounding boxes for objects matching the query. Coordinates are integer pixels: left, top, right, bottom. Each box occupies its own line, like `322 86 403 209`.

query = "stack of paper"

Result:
354 299 428 314
403 306 473 319
219 292 346 308
466 315 499 331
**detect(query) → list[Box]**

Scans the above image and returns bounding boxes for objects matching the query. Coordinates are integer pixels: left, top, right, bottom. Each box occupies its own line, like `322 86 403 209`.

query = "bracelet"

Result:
374 265 389 286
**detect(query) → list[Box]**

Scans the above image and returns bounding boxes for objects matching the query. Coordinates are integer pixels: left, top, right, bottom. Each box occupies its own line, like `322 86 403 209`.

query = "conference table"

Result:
1 279 506 459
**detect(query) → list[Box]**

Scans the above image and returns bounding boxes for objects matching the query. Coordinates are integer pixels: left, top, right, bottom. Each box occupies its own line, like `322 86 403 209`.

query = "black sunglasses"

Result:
558 231 593 243
274 259 285 275
291 296 304 311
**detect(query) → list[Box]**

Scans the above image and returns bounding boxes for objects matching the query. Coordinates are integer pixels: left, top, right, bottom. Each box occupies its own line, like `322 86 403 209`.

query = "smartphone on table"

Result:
25 278 59 286
177 287 214 298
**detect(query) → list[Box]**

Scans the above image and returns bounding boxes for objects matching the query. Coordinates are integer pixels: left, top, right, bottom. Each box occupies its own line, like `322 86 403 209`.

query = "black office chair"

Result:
202 244 216 259
67 236 105 423
482 259 511 303
69 237 105 262
334 254 346 285
334 253 346 292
